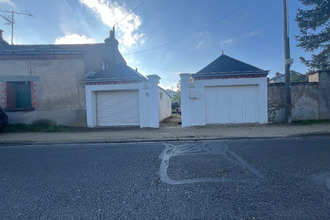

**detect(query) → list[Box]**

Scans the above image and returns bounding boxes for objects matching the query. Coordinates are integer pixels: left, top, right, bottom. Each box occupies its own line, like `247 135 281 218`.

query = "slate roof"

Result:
196 54 268 75
0 44 103 55
269 73 285 83
85 63 147 82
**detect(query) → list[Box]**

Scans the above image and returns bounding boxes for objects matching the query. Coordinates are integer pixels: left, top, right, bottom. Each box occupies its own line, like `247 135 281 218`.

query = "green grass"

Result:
2 123 70 133
296 119 330 125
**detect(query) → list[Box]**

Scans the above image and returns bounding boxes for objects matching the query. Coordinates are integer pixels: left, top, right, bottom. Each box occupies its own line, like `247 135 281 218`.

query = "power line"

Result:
123 0 251 56
114 0 147 27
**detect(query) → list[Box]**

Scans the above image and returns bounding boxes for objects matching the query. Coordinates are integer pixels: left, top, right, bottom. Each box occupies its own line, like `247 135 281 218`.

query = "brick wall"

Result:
30 81 37 108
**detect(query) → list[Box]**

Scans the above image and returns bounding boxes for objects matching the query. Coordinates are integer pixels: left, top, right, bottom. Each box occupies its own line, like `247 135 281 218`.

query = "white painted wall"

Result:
158 87 172 121
86 75 161 128
180 73 268 127
147 75 160 128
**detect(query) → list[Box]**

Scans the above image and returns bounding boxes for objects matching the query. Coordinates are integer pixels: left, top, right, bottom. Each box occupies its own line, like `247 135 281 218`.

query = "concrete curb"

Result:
0 132 329 146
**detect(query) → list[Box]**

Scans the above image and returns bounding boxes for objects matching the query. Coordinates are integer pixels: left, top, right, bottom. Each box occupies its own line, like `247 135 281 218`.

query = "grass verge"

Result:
295 119 330 125
2 123 71 133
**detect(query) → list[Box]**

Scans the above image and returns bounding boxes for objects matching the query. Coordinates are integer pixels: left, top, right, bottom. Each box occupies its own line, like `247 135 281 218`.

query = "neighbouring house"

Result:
158 87 172 121
269 70 308 83
0 28 170 127
180 53 269 127
165 89 176 98
269 72 284 83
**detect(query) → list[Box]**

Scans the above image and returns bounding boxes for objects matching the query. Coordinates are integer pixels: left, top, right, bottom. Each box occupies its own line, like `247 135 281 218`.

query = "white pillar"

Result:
147 75 161 128
86 87 97 127
180 73 191 127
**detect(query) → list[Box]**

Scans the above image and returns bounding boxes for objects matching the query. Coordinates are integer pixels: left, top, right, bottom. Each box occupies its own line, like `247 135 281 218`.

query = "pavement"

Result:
0 114 329 144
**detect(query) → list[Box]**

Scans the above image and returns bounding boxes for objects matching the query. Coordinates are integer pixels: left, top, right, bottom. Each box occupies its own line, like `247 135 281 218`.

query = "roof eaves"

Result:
84 77 147 83
158 86 172 98
0 43 104 55
193 70 269 77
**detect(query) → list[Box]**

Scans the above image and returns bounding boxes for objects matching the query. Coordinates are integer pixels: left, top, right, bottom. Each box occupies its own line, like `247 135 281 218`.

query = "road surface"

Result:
1 136 330 219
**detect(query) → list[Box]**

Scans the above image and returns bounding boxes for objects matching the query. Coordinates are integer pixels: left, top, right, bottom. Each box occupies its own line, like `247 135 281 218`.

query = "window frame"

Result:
4 81 35 112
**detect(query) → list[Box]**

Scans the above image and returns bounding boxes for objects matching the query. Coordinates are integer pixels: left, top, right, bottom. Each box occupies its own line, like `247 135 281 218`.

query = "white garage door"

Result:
205 86 258 124
96 90 140 126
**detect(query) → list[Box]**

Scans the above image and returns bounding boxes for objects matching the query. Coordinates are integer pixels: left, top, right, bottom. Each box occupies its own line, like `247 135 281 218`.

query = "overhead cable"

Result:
114 0 147 27
123 0 251 56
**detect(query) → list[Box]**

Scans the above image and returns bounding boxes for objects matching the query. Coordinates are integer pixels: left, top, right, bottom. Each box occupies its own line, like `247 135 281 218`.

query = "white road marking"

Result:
159 142 264 185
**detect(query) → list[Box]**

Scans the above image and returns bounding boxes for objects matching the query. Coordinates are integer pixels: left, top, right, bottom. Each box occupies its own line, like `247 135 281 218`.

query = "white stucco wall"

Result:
158 87 172 121
86 75 161 128
180 73 268 127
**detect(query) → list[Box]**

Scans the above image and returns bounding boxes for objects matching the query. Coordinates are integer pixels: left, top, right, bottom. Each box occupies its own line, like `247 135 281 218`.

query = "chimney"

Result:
276 72 281 77
0 30 9 45
104 26 118 45
221 50 224 55
110 26 115 39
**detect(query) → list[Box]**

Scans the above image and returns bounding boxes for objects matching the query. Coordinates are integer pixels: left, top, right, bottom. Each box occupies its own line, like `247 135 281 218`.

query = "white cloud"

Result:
125 55 141 69
54 34 95 44
0 0 16 7
220 38 233 47
194 32 204 38
57 1 85 34
165 52 172 62
196 40 205 50
79 0 144 47
248 30 259 38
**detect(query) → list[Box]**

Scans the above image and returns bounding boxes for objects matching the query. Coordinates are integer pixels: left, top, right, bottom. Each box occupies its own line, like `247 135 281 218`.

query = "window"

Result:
5 81 33 111
101 58 111 70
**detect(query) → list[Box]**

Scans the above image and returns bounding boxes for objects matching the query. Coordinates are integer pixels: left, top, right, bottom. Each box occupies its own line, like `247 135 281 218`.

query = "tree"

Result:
290 70 308 83
295 0 330 71
171 80 181 106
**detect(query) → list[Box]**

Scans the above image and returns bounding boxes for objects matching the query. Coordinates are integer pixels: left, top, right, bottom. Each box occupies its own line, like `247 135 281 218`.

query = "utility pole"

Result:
283 0 292 123
0 10 34 45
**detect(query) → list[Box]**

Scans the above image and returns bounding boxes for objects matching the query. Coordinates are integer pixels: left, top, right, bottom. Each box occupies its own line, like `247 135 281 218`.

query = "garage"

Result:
180 53 269 127
96 90 140 126
205 85 258 124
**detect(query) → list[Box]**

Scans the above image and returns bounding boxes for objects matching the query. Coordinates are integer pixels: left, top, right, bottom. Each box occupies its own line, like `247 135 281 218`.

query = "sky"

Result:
0 0 311 91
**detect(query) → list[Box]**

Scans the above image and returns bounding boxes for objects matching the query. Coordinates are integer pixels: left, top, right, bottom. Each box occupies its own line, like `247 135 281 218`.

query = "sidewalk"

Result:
0 115 329 144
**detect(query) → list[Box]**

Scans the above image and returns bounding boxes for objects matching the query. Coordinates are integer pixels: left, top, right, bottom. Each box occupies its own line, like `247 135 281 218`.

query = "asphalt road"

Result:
1 136 330 219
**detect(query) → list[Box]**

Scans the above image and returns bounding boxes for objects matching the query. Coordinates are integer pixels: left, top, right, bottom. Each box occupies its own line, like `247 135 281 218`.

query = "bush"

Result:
32 119 57 127
3 120 69 133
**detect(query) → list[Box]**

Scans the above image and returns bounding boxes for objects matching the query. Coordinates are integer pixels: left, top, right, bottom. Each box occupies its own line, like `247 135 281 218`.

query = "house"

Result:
158 87 172 121
269 70 308 83
269 72 285 83
0 28 170 127
180 53 269 127
165 89 176 98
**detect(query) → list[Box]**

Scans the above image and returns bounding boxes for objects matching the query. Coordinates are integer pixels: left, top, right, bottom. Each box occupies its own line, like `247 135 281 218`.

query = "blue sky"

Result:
0 0 310 90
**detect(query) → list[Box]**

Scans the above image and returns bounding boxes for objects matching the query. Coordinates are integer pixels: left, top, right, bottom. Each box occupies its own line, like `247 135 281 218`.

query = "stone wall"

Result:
268 71 330 122
0 57 87 126
318 71 330 119
268 82 319 122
